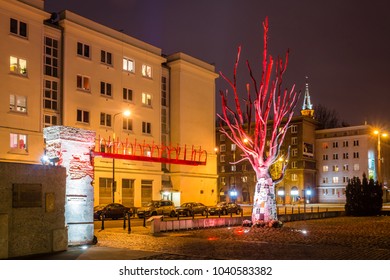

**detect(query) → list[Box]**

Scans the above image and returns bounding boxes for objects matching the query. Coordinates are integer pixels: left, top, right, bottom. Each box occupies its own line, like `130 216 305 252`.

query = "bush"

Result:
345 173 383 216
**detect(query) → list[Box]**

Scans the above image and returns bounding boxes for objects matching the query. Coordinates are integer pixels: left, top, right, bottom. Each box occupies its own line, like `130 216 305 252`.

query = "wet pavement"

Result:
17 216 390 260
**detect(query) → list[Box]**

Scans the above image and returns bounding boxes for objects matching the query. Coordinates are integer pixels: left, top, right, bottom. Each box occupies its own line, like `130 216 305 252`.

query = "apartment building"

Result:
316 125 390 203
0 0 218 208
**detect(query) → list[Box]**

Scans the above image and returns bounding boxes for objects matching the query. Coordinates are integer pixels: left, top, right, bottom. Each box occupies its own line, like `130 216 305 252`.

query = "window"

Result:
231 144 236 151
353 163 360 171
44 37 59 77
142 121 151 134
77 42 90 58
291 137 298 145
291 161 297 169
353 152 359 159
323 154 328 160
77 109 90 124
322 143 329 149
292 148 298 157
161 108 168 134
333 153 338 160
343 164 349 171
10 18 27 38
343 153 349 159
220 177 226 185
291 173 298 181
100 113 112 127
161 76 167 106
142 64 152 78
323 165 329 172
123 118 133 131
242 164 247 171
343 176 349 183
43 80 58 111
10 133 27 151
10 94 26 113
332 177 339 184
100 82 112 97
231 165 236 172
44 114 58 127
353 140 359 146
77 75 90 91
333 141 338 148
242 176 248 182
221 166 225 173
333 165 339 172
101 50 112 65
220 144 226 152
220 155 225 163
142 93 152 106
141 180 153 206
291 125 298 133
343 140 349 147
323 178 329 184
10 56 27 76
123 57 134 72
123 88 133 102
220 134 226 141
230 177 235 184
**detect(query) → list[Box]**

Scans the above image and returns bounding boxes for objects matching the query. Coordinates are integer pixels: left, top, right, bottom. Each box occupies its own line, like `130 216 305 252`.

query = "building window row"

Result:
76 42 152 78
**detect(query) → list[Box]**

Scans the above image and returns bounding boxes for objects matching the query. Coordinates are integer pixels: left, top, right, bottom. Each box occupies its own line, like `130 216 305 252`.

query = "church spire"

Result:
301 76 314 118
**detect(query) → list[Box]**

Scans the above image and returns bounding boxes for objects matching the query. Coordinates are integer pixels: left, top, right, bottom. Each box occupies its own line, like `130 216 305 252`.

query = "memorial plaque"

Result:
12 184 42 208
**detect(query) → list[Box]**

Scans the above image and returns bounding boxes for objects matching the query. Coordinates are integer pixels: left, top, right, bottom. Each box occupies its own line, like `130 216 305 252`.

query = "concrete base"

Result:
0 214 8 259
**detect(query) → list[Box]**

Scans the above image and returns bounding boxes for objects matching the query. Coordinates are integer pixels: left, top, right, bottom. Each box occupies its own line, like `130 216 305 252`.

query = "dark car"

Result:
208 202 242 215
176 202 208 217
93 203 131 220
136 200 176 218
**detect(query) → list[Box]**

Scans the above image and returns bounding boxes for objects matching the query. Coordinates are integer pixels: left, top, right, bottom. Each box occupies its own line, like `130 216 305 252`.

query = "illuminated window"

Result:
142 93 152 106
231 144 236 151
10 133 27 151
291 161 297 169
220 155 225 163
44 37 59 77
332 177 339 183
101 50 112 65
100 113 112 127
9 94 27 113
142 121 151 134
291 173 298 181
10 18 27 38
100 81 112 97
122 118 133 131
242 176 248 182
323 165 328 172
10 56 27 76
43 80 58 111
333 165 339 172
322 143 329 149
77 75 90 91
77 42 90 58
123 88 133 102
76 109 89 124
231 165 236 172
221 166 225 173
142 64 152 78
123 57 134 72
220 177 226 185
343 164 349 171
353 163 360 171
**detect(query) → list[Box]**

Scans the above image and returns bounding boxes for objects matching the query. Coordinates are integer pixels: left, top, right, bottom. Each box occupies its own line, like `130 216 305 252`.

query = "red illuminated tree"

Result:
218 17 299 224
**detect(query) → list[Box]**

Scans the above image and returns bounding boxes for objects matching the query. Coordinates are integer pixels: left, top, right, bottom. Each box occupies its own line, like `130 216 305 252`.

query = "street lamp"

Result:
374 130 388 184
112 110 131 203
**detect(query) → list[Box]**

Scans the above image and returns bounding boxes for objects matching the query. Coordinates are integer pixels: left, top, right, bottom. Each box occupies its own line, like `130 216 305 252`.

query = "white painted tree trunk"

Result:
252 176 277 224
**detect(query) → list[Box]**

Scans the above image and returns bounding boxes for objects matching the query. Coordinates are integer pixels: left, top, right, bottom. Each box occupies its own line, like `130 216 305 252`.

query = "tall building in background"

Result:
0 0 218 207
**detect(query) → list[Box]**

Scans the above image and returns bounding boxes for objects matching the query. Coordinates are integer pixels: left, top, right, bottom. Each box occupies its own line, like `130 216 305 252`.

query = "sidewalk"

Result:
12 216 390 260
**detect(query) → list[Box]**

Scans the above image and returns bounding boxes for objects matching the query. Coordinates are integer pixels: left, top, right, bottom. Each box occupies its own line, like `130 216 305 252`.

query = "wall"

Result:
0 162 67 259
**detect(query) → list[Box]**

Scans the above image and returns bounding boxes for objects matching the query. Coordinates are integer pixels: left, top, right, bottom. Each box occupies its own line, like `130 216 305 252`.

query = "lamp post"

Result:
374 130 388 184
112 110 131 203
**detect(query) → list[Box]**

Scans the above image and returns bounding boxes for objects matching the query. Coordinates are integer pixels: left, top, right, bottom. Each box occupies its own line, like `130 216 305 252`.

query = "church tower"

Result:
301 77 315 118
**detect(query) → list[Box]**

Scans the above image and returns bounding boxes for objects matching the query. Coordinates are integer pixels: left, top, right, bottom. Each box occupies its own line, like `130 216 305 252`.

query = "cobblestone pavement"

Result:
94 216 390 260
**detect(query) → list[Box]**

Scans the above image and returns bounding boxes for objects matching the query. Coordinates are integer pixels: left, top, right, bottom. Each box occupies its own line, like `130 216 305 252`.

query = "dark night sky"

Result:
44 0 390 127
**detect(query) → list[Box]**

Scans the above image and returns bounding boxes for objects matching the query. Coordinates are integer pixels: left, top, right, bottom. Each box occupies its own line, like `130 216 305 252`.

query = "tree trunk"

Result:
252 175 277 224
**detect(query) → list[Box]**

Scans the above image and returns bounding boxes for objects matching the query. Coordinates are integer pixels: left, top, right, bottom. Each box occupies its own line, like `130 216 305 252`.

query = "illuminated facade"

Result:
0 0 218 208
315 125 390 203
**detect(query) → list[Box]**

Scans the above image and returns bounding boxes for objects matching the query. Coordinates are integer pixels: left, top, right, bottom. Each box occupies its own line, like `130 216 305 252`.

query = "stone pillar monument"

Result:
44 126 95 245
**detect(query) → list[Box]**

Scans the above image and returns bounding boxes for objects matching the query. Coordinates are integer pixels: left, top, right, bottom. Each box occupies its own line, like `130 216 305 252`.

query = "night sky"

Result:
44 0 390 127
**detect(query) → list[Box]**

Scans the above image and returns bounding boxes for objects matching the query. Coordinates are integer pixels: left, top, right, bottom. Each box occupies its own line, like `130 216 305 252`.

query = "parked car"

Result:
208 202 242 215
93 203 131 220
136 200 176 218
176 202 208 217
